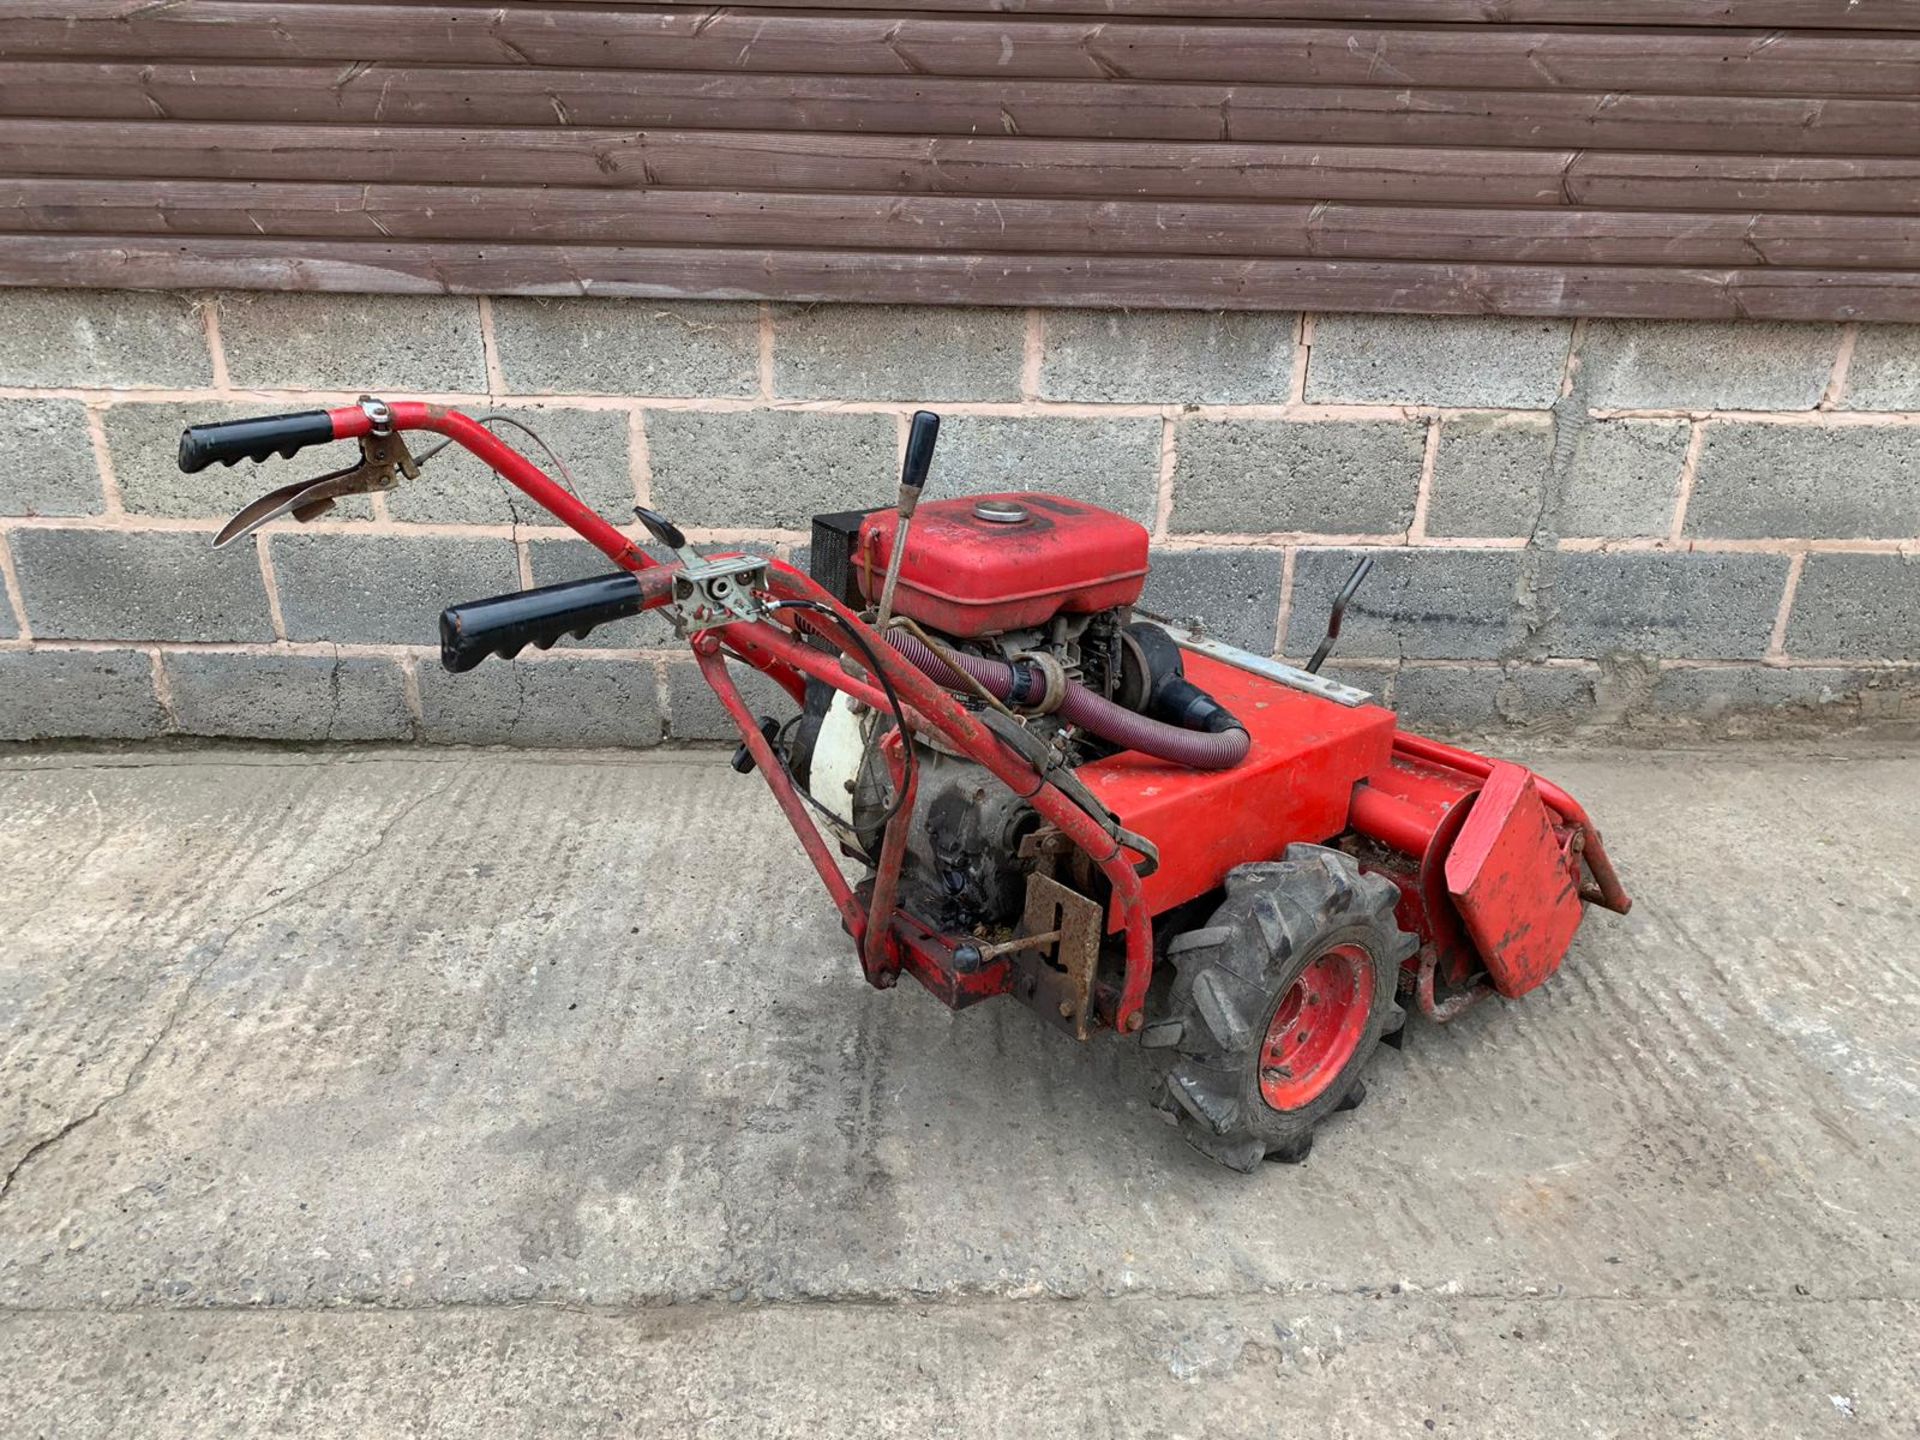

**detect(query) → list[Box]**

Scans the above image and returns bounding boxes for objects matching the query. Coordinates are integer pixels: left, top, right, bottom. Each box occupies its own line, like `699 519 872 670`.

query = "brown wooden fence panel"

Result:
3 0 1918 317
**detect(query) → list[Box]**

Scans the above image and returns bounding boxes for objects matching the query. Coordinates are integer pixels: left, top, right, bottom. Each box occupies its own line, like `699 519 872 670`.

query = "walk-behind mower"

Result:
181 397 1630 1171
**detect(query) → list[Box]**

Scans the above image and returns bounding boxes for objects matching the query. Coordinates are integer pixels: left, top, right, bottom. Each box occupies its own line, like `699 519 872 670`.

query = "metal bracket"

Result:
1011 872 1104 1041
1157 623 1375 707
666 554 771 635
982 709 1160 876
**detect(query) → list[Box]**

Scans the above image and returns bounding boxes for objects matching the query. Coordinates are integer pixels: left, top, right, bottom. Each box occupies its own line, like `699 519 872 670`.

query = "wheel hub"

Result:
1258 943 1374 1111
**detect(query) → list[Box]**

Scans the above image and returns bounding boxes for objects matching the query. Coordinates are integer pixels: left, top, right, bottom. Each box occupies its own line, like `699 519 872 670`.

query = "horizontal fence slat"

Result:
7 62 1920 158
542 0 1920 27
4 234 1915 321
6 179 1917 270
10 4 1920 97
5 122 1914 215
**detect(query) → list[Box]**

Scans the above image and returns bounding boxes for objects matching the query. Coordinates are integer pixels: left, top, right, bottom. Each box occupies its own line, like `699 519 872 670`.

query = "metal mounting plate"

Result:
1157 623 1375 707
1014 872 1104 1041
667 555 770 635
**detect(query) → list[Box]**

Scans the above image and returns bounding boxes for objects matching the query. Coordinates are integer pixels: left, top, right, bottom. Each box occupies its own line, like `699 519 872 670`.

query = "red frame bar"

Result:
326 402 656 573
861 731 917 987
1347 782 1435 858
695 643 864 939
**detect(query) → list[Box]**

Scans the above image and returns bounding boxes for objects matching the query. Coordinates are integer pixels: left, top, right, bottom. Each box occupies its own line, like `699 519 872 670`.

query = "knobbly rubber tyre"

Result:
1143 844 1415 1173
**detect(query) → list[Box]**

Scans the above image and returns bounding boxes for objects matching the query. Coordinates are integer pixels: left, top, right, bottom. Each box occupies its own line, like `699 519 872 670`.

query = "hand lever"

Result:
211 427 420 549
899 408 940 501
1306 555 1374 675
876 410 940 628
634 505 700 566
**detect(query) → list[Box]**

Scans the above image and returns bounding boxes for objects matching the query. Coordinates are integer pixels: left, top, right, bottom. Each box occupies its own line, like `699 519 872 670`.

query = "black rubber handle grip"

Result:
901 410 940 494
440 571 647 673
178 411 337 474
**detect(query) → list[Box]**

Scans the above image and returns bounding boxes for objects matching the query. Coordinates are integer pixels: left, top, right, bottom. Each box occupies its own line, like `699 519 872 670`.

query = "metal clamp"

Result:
1010 649 1069 715
667 553 771 636
358 395 395 436
630 504 771 635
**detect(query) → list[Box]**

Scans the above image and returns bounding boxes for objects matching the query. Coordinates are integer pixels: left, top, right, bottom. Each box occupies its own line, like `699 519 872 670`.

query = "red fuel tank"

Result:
858 493 1149 638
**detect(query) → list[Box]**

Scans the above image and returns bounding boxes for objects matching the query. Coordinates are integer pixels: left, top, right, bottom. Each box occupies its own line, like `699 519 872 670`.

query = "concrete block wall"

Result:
1 289 1917 747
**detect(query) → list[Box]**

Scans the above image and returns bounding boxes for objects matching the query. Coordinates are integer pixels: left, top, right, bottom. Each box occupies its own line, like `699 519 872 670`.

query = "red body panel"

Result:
1078 652 1398 923
858 493 1148 637
1444 763 1584 998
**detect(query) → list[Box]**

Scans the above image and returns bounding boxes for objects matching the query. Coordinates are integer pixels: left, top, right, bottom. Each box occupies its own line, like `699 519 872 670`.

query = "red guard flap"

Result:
1444 762 1583 998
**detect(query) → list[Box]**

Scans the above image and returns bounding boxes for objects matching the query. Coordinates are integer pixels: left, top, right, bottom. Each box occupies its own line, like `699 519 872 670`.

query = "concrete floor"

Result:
0 741 1914 1437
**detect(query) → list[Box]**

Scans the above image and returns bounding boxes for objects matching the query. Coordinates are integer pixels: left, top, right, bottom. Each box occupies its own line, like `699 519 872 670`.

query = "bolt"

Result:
1058 1001 1075 1019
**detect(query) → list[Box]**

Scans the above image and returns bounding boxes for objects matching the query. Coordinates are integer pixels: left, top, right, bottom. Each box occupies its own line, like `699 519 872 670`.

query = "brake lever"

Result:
212 429 421 549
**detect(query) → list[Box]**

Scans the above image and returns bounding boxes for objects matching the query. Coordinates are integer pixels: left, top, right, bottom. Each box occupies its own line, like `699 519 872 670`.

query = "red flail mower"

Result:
184 398 1630 1172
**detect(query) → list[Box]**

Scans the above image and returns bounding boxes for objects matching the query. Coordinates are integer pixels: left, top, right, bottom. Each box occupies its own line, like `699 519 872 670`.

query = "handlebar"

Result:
179 400 656 576
178 410 339 473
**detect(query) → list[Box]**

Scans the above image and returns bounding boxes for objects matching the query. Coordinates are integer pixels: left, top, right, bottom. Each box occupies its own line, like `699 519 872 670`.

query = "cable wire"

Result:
413 413 586 501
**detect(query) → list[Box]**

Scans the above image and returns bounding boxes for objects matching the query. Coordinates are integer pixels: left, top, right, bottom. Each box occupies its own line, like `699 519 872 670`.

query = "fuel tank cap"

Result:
971 498 1030 524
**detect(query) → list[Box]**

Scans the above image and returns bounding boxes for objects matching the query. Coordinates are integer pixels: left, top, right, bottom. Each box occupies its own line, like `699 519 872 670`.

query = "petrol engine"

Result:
790 490 1244 936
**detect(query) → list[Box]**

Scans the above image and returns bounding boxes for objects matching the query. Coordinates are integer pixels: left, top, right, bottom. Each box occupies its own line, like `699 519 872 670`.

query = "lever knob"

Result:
900 410 940 502
633 505 689 554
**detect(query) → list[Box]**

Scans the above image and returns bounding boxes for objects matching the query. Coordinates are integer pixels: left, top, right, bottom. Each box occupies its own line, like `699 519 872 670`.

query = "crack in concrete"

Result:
0 778 454 1208
0 941 215 1209
0 1093 119 1207
219 777 455 938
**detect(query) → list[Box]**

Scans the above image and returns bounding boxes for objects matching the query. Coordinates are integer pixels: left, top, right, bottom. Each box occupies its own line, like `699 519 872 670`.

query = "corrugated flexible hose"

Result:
884 630 1251 771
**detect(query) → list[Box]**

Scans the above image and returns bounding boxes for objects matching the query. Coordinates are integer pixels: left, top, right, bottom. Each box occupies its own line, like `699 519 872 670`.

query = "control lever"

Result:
731 717 784 774
634 505 697 565
207 397 420 549
875 410 940 629
1306 555 1374 675
634 504 769 635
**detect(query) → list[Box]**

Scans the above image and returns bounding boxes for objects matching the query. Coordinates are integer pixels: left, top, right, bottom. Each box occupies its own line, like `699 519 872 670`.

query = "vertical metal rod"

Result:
875 410 940 628
874 512 914 629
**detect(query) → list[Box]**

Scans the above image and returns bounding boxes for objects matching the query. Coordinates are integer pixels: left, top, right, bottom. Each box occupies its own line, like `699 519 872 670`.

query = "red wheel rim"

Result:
1258 943 1374 1111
